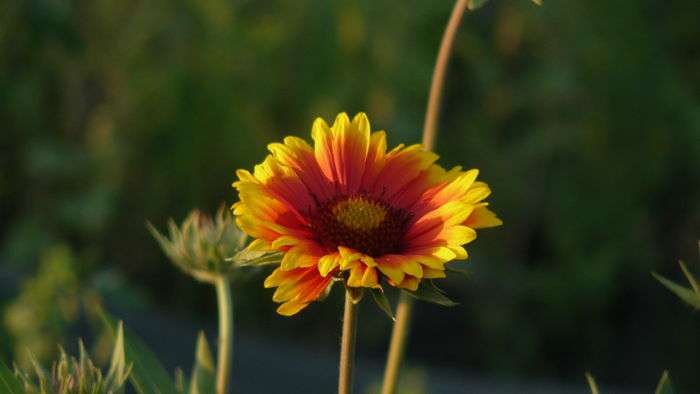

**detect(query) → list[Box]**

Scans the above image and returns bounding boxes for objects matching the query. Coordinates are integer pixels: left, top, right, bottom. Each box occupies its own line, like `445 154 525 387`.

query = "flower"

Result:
233 112 501 315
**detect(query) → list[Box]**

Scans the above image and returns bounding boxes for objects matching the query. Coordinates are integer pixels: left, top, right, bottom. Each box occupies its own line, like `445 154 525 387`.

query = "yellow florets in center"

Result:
332 197 387 230
310 195 413 257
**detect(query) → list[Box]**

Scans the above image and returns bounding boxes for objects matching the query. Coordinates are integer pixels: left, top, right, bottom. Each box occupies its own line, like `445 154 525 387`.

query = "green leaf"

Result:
655 371 674 394
446 266 471 277
678 260 700 295
585 373 600 394
99 309 178 394
370 288 395 321
467 0 489 10
0 359 23 394
231 249 282 267
105 322 132 391
174 368 187 393
405 280 459 307
532 0 543 5
653 272 700 310
189 332 215 394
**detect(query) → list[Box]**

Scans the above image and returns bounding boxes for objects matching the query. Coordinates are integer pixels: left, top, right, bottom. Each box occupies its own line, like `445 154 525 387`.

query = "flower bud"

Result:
148 207 246 283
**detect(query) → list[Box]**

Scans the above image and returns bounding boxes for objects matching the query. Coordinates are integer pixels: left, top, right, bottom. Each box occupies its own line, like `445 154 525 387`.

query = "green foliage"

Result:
4 246 80 367
99 313 177 394
188 332 215 394
230 249 283 268
445 265 471 277
585 371 675 394
0 359 23 394
653 242 700 310
405 280 459 307
370 288 395 321
2 0 700 388
467 0 490 11
655 371 675 394
10 326 131 394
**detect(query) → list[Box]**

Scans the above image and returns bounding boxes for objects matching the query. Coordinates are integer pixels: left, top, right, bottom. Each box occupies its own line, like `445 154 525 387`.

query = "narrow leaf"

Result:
678 260 700 295
370 288 395 321
653 272 700 309
446 266 471 277
405 280 459 307
105 322 132 389
585 373 600 394
0 360 23 394
174 368 187 393
467 0 489 10
98 309 177 394
189 332 215 394
231 250 282 267
655 371 674 394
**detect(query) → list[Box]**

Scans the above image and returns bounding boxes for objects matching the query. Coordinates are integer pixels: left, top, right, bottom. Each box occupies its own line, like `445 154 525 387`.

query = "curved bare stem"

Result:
422 0 469 151
382 2 469 393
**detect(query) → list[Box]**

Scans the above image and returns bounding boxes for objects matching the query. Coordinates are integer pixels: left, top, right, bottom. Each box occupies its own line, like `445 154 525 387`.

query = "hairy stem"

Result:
381 1 469 393
339 289 359 394
215 276 233 394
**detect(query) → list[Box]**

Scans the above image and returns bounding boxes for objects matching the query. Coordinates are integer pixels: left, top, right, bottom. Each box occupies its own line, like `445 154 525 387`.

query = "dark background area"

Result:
1 0 699 392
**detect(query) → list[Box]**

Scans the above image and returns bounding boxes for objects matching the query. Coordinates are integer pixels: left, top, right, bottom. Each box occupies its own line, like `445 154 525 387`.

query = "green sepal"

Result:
231 249 283 267
446 266 471 277
652 271 700 310
370 288 395 321
467 0 489 10
405 280 459 307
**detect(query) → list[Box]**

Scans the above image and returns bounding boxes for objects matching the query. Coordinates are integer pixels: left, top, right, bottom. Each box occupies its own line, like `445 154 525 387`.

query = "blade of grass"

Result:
98 308 177 394
585 373 600 394
0 360 23 394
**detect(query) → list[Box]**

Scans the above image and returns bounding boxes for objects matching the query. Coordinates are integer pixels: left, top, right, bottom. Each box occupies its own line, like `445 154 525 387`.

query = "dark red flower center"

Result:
309 195 412 257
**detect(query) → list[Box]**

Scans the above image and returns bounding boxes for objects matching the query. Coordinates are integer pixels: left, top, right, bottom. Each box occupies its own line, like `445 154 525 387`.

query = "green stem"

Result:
381 1 469 393
380 293 413 394
422 0 469 151
338 289 359 394
215 276 233 394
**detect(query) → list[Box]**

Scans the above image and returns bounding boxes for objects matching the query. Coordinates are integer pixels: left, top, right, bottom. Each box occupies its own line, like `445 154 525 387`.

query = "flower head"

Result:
233 112 501 315
148 207 247 283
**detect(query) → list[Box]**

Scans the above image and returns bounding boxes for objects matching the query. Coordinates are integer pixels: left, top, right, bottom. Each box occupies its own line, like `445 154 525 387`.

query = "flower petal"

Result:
465 205 503 229
265 266 335 316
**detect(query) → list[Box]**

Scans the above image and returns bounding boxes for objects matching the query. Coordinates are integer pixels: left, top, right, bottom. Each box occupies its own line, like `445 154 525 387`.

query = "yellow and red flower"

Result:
232 113 501 316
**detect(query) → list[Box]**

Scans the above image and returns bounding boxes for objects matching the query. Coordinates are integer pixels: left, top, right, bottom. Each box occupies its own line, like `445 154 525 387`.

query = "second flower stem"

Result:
339 289 359 394
380 293 414 394
381 1 469 393
215 276 233 394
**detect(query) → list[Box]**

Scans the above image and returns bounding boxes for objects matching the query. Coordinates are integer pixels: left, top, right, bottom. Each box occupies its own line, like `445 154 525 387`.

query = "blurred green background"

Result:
2 0 699 392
